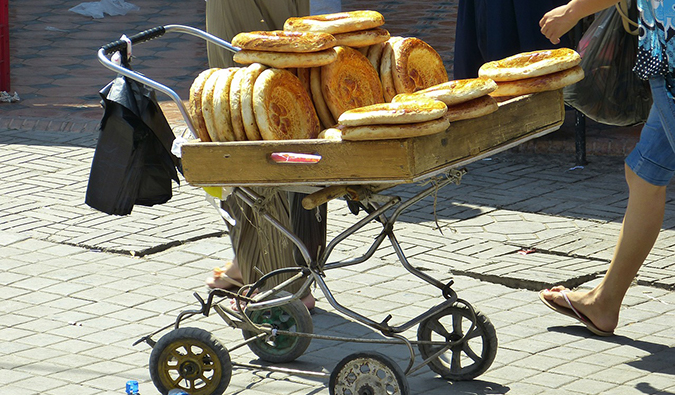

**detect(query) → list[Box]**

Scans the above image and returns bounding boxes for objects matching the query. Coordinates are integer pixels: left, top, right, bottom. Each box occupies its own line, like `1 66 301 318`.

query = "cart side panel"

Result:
410 90 565 177
181 139 414 186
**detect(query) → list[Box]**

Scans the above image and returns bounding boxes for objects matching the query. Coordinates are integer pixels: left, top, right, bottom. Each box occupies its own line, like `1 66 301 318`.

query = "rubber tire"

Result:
329 351 410 395
241 290 313 363
149 327 232 395
417 304 497 381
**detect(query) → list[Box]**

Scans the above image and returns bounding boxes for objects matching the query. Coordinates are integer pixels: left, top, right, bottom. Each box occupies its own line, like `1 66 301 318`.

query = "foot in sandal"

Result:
539 285 617 336
206 261 244 291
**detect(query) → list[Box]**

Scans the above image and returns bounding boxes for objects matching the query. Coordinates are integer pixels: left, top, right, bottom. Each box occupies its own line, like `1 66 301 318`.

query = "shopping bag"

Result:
563 0 652 126
85 73 180 216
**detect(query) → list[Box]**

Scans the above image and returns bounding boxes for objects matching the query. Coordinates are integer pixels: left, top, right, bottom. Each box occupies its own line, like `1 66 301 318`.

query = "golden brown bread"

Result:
253 68 321 140
310 66 336 128
445 95 498 121
391 37 448 94
379 37 402 102
240 63 268 141
201 68 238 142
333 27 390 48
366 41 386 71
284 10 385 34
211 67 240 141
338 98 447 126
478 48 581 82
490 65 585 97
321 46 385 120
231 30 337 53
339 113 451 141
392 77 497 106
233 48 338 68
228 68 248 141
188 68 219 142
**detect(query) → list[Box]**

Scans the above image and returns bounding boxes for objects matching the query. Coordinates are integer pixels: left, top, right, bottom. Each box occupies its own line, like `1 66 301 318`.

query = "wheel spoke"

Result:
462 342 481 363
450 347 462 372
452 311 463 334
428 318 452 339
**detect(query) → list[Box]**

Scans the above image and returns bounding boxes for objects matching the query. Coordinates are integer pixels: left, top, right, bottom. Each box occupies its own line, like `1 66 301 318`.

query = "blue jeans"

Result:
625 76 675 186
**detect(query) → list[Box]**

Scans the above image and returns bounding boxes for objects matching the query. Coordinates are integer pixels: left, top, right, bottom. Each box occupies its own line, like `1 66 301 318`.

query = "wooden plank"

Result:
181 90 564 187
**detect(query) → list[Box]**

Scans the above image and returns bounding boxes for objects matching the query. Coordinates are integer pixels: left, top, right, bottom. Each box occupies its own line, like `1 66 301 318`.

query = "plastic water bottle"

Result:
167 390 190 395
125 380 139 395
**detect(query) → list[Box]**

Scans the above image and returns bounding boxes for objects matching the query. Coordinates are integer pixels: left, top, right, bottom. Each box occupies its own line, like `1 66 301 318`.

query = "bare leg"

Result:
541 164 666 332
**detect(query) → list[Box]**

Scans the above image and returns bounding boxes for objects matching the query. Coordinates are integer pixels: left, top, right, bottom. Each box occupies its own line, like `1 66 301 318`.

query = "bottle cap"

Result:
125 380 139 395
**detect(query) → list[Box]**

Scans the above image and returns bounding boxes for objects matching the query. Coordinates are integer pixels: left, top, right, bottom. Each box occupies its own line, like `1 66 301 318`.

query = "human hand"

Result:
539 4 579 45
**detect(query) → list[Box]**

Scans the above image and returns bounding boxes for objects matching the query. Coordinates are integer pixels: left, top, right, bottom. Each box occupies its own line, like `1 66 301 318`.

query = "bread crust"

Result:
392 77 497 106
201 69 236 142
211 67 240 142
321 46 385 120
479 48 581 82
228 68 248 141
240 63 268 141
310 66 336 128
379 38 401 102
253 68 321 140
189 68 219 142
233 48 337 68
490 65 584 97
392 37 448 94
445 95 498 121
232 30 337 53
284 10 385 34
339 113 451 141
333 27 390 48
366 41 386 71
338 98 447 126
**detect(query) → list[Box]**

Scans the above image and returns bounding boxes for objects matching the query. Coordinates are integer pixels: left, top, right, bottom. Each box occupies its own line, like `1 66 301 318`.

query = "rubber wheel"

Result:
149 327 232 395
417 304 497 381
241 290 313 363
329 351 409 395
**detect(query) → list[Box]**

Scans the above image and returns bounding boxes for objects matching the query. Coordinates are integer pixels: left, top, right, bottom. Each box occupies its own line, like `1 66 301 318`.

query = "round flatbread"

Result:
211 67 240 141
339 113 451 141
333 27 390 48
233 48 337 68
253 68 321 140
231 30 337 53
284 10 385 34
366 41 386 71
296 67 312 99
338 98 447 126
229 68 248 141
188 68 219 142
490 65 585 97
201 68 235 142
318 128 342 140
391 37 448 94
380 37 402 102
310 66 336 128
240 63 268 141
445 95 498 121
321 46 385 120
392 77 497 106
478 48 582 82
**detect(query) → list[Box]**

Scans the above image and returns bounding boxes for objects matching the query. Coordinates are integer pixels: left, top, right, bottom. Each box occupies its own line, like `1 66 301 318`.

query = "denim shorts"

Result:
625 76 675 186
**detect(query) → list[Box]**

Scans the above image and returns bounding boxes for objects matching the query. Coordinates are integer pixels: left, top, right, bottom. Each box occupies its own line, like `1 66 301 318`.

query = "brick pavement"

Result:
4 1 675 395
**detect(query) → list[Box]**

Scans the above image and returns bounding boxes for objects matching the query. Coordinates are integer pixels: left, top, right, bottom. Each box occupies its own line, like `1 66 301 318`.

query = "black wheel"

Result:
149 327 232 395
417 303 497 381
241 290 313 363
329 351 409 395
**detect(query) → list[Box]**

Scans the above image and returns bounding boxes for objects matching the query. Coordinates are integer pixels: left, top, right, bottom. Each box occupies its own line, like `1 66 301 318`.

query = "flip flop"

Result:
206 262 244 290
538 290 614 337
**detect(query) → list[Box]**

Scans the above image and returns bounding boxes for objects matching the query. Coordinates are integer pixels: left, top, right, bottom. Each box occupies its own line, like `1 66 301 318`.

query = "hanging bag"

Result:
563 0 652 126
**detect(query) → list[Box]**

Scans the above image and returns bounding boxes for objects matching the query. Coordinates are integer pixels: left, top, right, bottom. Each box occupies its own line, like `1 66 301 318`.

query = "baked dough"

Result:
338 98 447 126
321 45 385 120
379 37 402 102
253 68 321 140
391 37 448 94
231 30 337 53
310 66 336 128
490 65 585 97
445 95 498 121
201 68 237 142
333 27 390 48
478 48 581 82
228 68 248 141
240 63 268 141
211 67 240 142
233 48 337 68
366 41 386 71
296 67 312 99
318 128 342 140
392 77 497 106
339 113 451 141
284 10 385 34
188 68 219 142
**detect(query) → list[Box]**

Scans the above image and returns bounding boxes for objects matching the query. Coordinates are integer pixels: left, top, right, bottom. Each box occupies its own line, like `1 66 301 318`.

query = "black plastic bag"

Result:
564 1 652 126
85 73 180 216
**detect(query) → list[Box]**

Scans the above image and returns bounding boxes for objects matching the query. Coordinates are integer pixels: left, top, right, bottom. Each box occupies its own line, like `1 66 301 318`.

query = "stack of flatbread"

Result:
284 10 389 48
363 36 449 102
188 63 320 142
231 30 338 69
322 96 450 141
392 77 499 122
479 48 584 97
